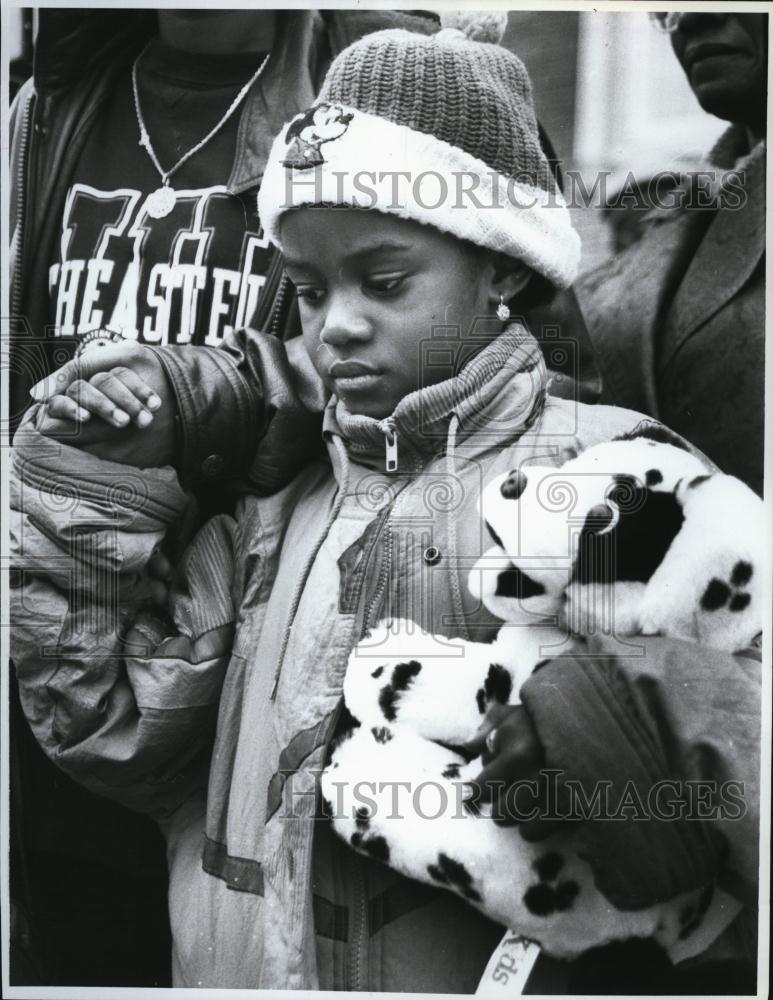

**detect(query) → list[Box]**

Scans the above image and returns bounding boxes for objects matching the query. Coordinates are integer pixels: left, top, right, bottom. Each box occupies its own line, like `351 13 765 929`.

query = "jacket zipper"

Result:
349 852 367 990
251 248 285 333
318 698 367 991
361 420 398 630
11 91 35 319
361 452 423 632
349 430 420 978
269 273 290 336
380 417 398 472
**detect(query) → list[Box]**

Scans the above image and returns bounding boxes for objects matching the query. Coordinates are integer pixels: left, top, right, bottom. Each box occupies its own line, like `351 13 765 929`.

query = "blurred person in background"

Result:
576 10 766 496
8 7 437 985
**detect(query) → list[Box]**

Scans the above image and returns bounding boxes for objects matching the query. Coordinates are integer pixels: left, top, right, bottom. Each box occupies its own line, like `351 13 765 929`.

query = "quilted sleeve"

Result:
520 634 760 910
10 415 241 820
153 330 327 495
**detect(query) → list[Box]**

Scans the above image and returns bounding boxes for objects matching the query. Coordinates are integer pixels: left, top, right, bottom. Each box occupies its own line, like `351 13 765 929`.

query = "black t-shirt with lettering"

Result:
49 40 272 349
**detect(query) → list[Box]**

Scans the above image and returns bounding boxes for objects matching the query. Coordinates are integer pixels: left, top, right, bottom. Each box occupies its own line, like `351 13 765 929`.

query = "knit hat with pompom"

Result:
258 11 580 288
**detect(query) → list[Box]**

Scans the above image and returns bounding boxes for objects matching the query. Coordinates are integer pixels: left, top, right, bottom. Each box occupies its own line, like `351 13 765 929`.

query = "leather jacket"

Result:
8 8 438 484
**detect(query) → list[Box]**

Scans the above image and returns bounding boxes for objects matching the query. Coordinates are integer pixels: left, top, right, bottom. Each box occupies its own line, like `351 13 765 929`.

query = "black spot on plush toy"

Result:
321 431 762 959
378 660 422 721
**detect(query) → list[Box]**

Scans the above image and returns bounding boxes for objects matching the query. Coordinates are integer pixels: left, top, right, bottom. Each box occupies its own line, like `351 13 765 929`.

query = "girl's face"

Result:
281 208 496 419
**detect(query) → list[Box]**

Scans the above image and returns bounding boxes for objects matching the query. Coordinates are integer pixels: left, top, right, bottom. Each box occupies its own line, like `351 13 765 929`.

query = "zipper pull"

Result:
384 422 398 473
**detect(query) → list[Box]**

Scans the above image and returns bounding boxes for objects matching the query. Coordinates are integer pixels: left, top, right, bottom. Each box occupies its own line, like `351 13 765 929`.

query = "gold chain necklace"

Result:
131 43 271 219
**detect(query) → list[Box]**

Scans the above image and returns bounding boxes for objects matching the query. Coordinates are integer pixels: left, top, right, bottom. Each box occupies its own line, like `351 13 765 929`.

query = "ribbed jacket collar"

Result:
322 324 547 473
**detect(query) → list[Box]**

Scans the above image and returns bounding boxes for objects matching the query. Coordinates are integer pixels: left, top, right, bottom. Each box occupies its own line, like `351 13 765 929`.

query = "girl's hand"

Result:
30 344 176 467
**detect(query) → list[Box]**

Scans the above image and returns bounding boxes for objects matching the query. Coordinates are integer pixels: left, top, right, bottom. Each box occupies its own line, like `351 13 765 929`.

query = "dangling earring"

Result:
496 295 510 322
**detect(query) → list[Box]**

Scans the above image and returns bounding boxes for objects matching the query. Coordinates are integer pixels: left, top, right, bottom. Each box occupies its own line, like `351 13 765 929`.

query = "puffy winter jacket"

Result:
7 13 438 986
11 327 760 989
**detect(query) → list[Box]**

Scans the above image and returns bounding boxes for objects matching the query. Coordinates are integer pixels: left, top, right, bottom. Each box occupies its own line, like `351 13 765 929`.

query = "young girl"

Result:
12 15 758 992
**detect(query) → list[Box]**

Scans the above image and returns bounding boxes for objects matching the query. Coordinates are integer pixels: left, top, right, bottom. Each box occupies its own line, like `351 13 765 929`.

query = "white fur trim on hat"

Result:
258 104 581 288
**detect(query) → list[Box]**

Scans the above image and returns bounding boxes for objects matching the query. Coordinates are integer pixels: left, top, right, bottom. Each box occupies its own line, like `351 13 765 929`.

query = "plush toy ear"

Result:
566 437 709 505
614 420 690 452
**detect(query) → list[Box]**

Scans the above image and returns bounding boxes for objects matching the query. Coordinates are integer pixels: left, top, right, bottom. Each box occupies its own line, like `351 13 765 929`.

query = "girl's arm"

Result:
10 412 240 821
518 635 761 909
30 330 327 495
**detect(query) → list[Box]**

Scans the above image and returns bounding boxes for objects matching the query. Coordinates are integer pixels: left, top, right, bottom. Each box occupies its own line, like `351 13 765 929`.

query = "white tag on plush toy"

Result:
476 932 541 996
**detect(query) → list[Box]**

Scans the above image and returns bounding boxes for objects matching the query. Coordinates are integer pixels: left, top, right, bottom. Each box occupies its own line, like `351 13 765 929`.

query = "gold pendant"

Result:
146 185 176 219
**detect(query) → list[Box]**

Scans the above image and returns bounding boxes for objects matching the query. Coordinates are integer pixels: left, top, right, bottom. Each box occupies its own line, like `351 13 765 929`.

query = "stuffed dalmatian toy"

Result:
471 425 762 652
321 425 762 958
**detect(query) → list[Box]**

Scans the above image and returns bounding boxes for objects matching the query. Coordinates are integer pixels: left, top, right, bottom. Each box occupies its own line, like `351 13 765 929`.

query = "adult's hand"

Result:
30 343 177 467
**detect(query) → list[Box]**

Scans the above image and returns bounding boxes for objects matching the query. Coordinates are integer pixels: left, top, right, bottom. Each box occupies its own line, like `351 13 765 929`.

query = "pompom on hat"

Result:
438 9 509 43
258 11 581 288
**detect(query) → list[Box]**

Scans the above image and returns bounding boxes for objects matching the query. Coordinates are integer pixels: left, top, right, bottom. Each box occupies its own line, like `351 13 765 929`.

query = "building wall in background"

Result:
502 10 580 171
505 10 728 273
